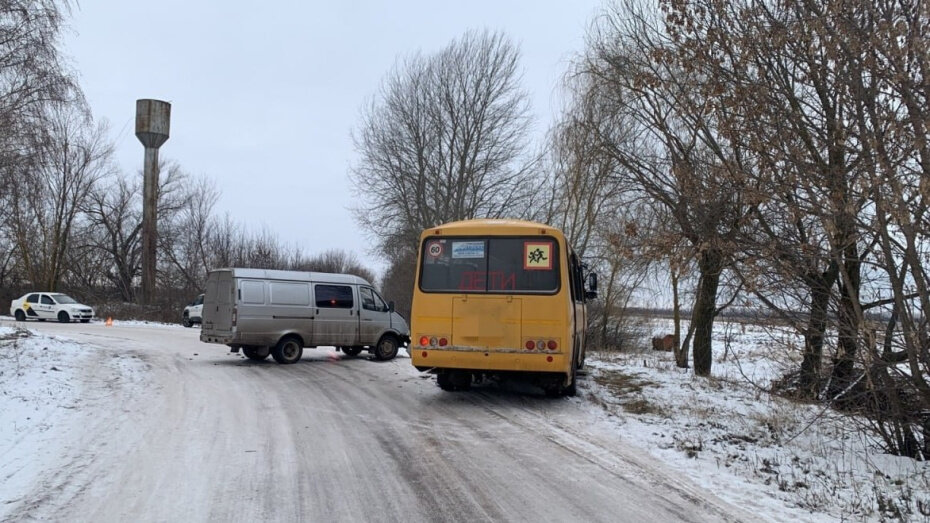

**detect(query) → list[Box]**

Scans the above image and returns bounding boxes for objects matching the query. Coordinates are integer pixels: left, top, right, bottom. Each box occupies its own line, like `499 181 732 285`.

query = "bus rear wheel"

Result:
437 370 470 391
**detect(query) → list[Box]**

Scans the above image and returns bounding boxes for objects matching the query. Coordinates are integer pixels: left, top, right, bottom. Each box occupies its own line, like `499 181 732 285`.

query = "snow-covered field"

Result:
584 317 930 521
1 315 928 521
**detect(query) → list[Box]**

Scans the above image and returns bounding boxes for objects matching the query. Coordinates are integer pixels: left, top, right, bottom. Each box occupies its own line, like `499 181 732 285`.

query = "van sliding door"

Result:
311 284 358 347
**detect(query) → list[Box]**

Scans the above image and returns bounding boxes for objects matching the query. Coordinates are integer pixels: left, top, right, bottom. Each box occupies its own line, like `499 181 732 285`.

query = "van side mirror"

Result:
388 300 395 313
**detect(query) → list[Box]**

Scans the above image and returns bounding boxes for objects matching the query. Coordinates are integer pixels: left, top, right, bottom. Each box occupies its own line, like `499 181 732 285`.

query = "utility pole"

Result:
135 99 170 305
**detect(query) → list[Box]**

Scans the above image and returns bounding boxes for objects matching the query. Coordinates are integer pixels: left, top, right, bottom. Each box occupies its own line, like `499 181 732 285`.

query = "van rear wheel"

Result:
243 346 270 361
272 337 303 364
374 335 399 361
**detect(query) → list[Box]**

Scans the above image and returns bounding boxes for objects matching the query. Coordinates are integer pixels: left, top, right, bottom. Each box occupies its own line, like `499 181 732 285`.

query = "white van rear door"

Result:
203 271 235 334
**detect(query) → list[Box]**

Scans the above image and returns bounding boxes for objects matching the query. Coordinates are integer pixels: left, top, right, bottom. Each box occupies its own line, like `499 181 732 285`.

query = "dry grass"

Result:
592 368 667 416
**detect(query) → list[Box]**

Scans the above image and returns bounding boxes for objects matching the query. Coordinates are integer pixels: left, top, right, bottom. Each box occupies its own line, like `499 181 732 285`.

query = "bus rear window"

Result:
419 237 559 293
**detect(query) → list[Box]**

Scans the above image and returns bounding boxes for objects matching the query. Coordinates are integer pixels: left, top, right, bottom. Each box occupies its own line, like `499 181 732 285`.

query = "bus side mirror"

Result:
585 273 598 300
388 300 395 313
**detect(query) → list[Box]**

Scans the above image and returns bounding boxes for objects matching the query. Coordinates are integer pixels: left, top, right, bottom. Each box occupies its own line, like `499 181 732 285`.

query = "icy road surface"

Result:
3 322 753 522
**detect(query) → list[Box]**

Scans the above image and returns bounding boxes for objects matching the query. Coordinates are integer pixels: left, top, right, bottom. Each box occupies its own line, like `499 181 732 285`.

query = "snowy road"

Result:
5 322 752 522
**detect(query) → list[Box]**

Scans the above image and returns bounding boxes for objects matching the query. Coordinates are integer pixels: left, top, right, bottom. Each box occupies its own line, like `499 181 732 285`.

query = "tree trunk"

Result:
691 247 722 377
829 245 862 400
671 266 688 368
799 263 837 397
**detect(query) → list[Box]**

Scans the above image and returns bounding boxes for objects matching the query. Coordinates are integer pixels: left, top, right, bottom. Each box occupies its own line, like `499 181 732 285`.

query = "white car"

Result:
10 292 94 323
182 294 203 327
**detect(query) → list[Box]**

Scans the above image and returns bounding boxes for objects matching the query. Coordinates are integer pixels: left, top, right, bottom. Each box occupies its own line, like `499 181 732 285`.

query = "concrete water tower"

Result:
135 99 171 305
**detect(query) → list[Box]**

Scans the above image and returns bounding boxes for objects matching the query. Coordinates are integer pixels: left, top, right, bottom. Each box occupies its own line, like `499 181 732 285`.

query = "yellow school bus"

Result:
410 219 597 396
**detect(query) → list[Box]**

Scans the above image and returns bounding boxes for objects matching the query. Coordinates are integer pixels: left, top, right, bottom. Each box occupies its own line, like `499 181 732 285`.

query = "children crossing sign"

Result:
523 241 552 270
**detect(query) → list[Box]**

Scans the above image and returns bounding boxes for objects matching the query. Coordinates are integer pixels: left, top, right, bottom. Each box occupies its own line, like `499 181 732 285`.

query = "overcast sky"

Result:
63 1 604 276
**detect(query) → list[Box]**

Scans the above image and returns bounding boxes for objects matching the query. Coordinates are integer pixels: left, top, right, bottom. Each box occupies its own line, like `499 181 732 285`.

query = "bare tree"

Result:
0 0 77 192
579 1 758 376
0 0 77 298
350 29 540 259
161 175 219 293
6 102 114 290
83 174 142 301
293 249 377 286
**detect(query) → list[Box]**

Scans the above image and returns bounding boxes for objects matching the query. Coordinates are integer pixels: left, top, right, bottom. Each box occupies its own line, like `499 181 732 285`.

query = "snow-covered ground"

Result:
583 317 930 521
1 315 928 521
0 321 149 508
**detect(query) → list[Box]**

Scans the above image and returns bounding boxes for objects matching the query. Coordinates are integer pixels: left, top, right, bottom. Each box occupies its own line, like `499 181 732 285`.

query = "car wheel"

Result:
374 335 399 361
14 310 25 322
182 315 192 328
242 346 270 361
271 336 303 364
342 346 363 357
57 311 70 323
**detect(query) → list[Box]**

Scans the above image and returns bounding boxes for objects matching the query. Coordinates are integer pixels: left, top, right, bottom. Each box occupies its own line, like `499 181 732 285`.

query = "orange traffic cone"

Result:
105 317 113 327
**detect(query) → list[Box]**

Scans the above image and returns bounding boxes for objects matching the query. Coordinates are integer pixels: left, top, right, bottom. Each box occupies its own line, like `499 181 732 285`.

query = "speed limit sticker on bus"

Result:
427 241 443 258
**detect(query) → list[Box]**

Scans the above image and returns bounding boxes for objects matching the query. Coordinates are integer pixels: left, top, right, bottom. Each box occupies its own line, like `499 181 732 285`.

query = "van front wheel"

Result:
374 335 399 361
272 337 303 364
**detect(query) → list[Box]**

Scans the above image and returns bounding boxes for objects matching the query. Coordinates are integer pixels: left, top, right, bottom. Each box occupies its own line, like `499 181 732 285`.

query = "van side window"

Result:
315 284 353 309
360 287 377 311
269 282 310 306
372 290 388 311
241 280 265 304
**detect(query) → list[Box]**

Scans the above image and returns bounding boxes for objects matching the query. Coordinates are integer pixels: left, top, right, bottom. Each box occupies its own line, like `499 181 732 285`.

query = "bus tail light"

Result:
419 335 449 347
524 338 560 352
